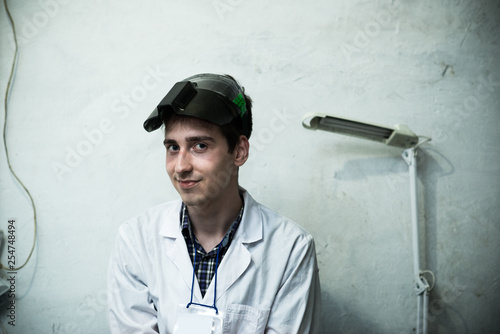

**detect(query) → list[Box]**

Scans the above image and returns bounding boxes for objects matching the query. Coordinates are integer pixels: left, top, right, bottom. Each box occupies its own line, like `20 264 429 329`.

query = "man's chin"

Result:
179 194 209 207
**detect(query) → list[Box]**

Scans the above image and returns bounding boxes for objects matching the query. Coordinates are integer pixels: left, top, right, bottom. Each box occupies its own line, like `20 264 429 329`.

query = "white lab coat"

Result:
107 188 321 333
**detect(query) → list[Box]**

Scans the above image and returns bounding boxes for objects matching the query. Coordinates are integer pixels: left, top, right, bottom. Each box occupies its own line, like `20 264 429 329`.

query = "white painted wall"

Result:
0 0 499 333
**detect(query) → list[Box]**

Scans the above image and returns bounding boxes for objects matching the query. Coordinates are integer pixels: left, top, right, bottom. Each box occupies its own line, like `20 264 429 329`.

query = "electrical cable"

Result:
415 136 432 149
421 270 436 291
1 0 38 271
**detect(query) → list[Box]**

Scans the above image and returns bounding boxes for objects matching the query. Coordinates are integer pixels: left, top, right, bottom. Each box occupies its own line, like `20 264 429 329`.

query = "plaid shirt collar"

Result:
180 201 244 297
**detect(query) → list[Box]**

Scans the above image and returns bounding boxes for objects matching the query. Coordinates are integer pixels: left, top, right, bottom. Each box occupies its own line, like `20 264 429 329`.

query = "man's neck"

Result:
186 187 242 252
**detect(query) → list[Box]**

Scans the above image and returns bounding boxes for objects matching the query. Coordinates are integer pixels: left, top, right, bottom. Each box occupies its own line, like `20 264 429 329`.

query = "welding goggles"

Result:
143 73 250 138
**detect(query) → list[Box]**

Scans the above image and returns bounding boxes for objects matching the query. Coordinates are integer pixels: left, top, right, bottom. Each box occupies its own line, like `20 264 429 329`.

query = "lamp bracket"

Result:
402 147 416 166
415 274 430 296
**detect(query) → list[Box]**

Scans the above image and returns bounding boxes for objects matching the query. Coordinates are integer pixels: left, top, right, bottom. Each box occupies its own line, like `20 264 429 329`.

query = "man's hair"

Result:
163 74 253 153
219 75 253 152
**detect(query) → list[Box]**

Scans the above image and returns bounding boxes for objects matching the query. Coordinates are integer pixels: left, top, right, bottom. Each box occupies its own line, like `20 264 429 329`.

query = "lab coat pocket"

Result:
223 304 270 334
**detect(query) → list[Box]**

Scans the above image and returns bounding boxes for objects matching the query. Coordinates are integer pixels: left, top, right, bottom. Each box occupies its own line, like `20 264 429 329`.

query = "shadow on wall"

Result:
319 290 384 334
320 276 469 334
426 288 469 334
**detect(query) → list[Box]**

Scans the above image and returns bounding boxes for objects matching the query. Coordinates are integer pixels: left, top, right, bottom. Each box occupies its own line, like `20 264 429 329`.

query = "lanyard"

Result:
186 234 224 315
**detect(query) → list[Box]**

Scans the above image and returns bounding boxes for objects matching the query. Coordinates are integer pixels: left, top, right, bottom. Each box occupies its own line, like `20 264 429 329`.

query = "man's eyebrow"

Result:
163 136 215 146
185 136 215 143
163 139 176 146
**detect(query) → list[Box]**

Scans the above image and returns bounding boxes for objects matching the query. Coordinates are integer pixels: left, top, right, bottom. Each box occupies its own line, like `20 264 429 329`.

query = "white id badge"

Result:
173 304 224 334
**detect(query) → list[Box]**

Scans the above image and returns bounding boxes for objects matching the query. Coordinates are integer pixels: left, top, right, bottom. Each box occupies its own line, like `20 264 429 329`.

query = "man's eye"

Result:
194 143 207 150
166 145 179 152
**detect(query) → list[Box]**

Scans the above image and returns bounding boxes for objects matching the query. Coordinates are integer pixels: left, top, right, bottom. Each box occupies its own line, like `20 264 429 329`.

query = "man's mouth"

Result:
177 179 200 189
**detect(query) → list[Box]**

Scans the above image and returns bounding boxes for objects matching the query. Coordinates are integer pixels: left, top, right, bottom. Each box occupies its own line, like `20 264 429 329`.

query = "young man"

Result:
107 74 321 333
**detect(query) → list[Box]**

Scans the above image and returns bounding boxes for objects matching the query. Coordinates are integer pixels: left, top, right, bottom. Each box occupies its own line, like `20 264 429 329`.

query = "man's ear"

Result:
234 135 249 167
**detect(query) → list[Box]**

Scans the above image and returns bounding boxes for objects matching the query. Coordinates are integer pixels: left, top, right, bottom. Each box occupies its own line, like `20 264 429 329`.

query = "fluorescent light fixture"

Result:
302 112 419 148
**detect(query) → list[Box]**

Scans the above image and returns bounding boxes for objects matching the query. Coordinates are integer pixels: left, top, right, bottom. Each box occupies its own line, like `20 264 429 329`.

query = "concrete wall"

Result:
0 0 499 333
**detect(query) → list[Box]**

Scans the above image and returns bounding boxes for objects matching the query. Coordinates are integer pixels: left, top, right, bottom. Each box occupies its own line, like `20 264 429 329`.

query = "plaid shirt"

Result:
181 203 243 297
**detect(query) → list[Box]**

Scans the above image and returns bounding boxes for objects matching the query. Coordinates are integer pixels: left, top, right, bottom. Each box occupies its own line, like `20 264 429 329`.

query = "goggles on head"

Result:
143 73 250 138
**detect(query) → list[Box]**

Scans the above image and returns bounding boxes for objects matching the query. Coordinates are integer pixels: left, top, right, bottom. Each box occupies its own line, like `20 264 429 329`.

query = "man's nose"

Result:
175 150 193 174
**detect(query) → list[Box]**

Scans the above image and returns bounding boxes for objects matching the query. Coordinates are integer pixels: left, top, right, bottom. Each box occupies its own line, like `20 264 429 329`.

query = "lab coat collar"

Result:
157 187 263 303
236 186 263 244
158 186 263 244
158 201 183 238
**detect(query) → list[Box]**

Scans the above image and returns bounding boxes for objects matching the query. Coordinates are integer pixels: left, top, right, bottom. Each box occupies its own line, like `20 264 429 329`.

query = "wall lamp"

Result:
302 112 434 334
302 112 419 148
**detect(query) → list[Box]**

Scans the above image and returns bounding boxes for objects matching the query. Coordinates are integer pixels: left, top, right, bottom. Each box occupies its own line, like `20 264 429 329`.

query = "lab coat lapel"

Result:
165 237 203 300
203 241 251 303
160 201 203 302
203 189 263 303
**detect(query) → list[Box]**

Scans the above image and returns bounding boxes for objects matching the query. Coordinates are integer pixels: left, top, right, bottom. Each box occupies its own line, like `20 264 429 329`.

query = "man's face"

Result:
164 118 241 208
